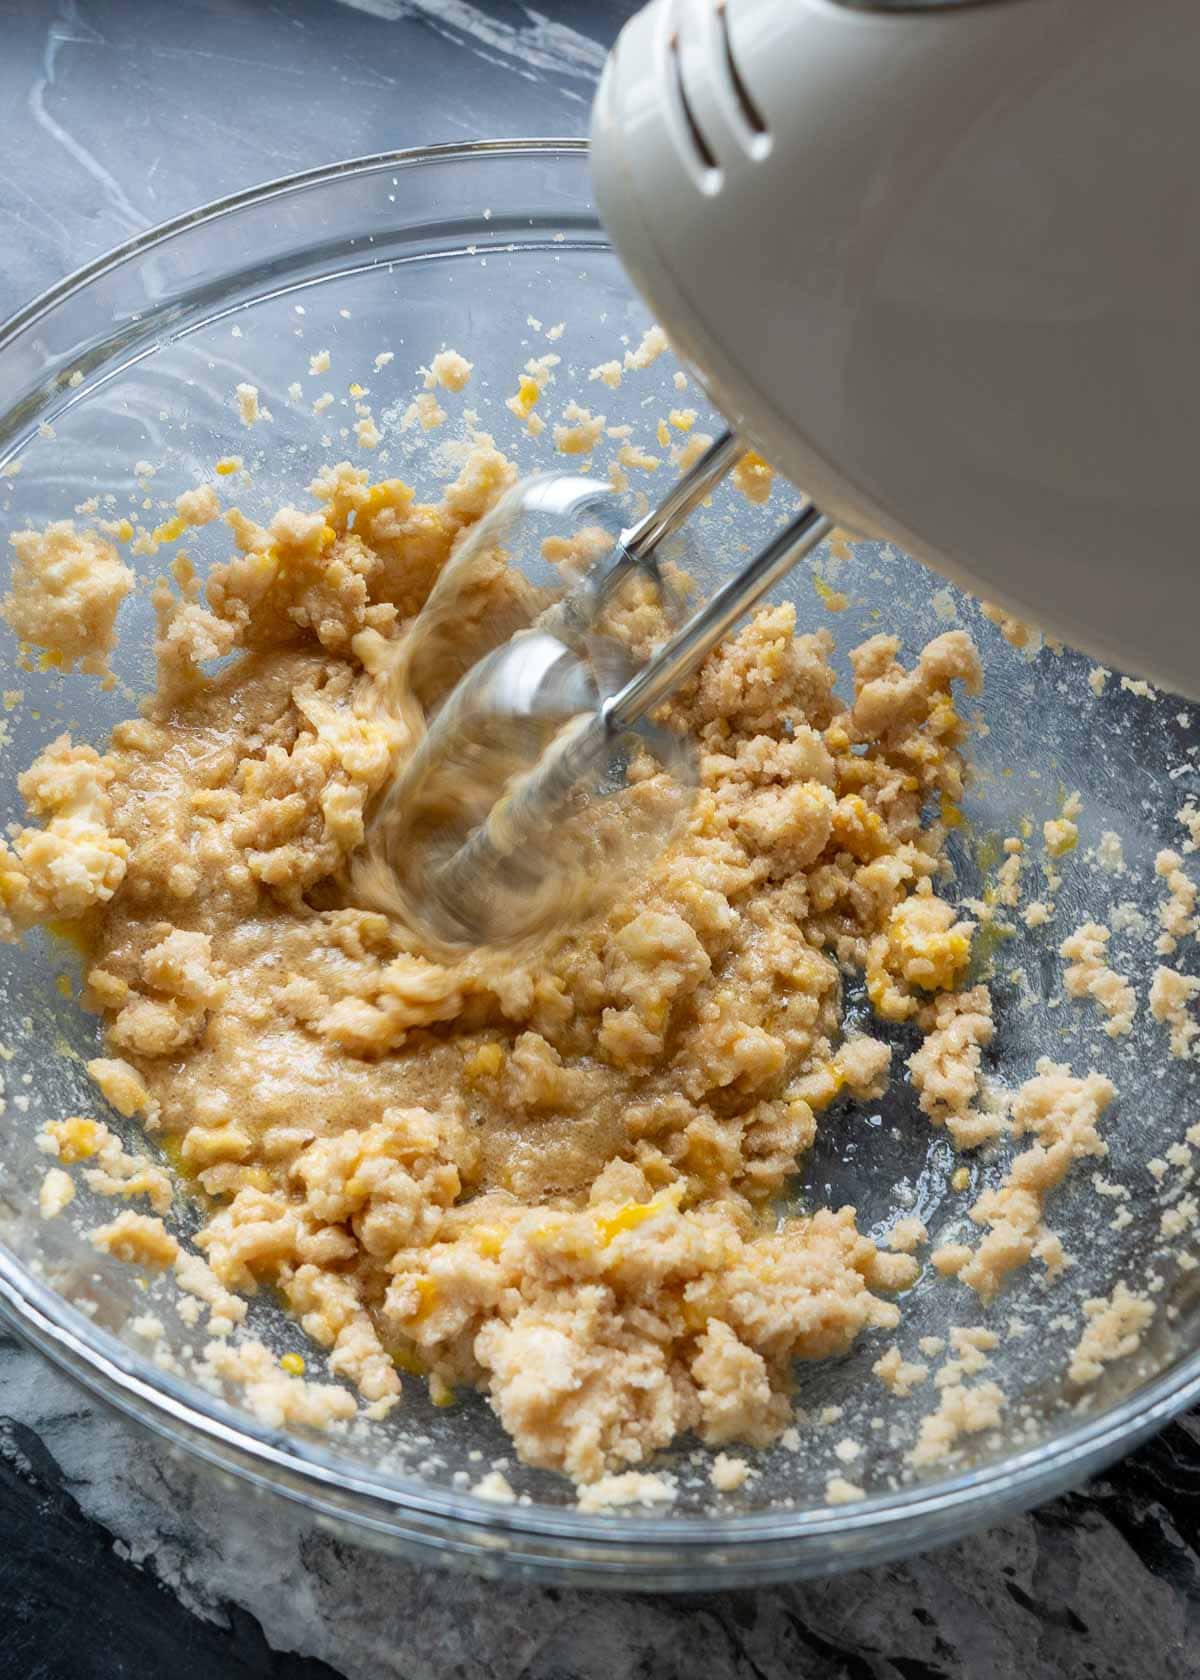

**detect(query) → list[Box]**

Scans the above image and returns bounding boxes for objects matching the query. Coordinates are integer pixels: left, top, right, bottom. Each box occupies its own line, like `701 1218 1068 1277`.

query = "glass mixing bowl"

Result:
1 140 1198 1590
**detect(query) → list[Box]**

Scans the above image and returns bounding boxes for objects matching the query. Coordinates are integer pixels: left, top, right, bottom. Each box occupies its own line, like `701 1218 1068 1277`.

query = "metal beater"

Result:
360 432 832 949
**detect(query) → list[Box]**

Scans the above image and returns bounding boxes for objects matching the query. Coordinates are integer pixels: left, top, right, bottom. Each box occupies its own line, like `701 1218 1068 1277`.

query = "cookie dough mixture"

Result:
1 441 992 1486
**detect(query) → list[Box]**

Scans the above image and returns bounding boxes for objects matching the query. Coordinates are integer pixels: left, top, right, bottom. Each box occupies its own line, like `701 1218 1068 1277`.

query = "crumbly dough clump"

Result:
1149 965 1200 1059
424 349 473 392
0 736 129 938
907 985 998 1148
933 1059 1114 1300
3 521 133 686
1069 1282 1154 1386
980 600 1039 653
1059 922 1136 1038
6 443 996 1485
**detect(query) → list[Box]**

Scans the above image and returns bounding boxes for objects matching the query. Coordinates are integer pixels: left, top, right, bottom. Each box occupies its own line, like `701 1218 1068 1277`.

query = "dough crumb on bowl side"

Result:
39 1166 76 1219
1149 965 1200 1059
0 735 129 939
873 1344 928 1398
39 1113 172 1215
886 1217 928 1255
575 1470 676 1512
401 391 446 432
1069 1282 1154 1387
1043 790 1081 860
710 1452 750 1492
622 324 669 372
1059 922 1137 1038
1176 799 1200 854
907 986 999 1149
234 383 271 427
932 1060 1115 1302
174 483 222 527
909 1379 1005 1467
198 1336 357 1430
423 348 473 392
3 521 133 689
1154 849 1197 955
554 402 606 455
90 1211 179 1269
731 452 774 506
472 1469 516 1503
979 600 1042 657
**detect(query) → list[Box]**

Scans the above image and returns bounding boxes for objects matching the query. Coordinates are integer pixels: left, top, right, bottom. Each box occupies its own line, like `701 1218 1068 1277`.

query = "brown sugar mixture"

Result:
1 437 1032 1488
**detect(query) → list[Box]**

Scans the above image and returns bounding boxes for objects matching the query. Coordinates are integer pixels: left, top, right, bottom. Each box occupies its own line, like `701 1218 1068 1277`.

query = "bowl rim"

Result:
2 136 1198 1574
0 136 590 355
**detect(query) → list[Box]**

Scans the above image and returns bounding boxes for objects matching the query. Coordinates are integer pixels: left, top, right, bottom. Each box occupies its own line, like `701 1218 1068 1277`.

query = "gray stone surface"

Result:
1 2 1198 1675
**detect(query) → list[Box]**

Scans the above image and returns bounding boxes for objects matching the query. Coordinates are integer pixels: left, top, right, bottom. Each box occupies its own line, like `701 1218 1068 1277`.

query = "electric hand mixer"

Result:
365 0 1200 949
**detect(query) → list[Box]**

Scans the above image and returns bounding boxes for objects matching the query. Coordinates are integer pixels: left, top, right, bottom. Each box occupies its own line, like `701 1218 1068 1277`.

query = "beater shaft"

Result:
430 499 832 928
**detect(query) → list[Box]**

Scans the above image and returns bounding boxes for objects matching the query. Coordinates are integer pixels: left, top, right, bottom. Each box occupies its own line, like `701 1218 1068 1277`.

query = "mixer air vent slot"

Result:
716 1 769 139
669 31 720 174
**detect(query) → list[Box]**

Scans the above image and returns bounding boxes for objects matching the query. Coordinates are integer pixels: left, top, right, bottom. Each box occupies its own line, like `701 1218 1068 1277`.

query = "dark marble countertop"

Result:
1 3 1198 1676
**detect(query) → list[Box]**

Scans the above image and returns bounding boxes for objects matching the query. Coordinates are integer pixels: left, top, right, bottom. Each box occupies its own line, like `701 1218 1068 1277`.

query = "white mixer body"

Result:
592 0 1200 696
